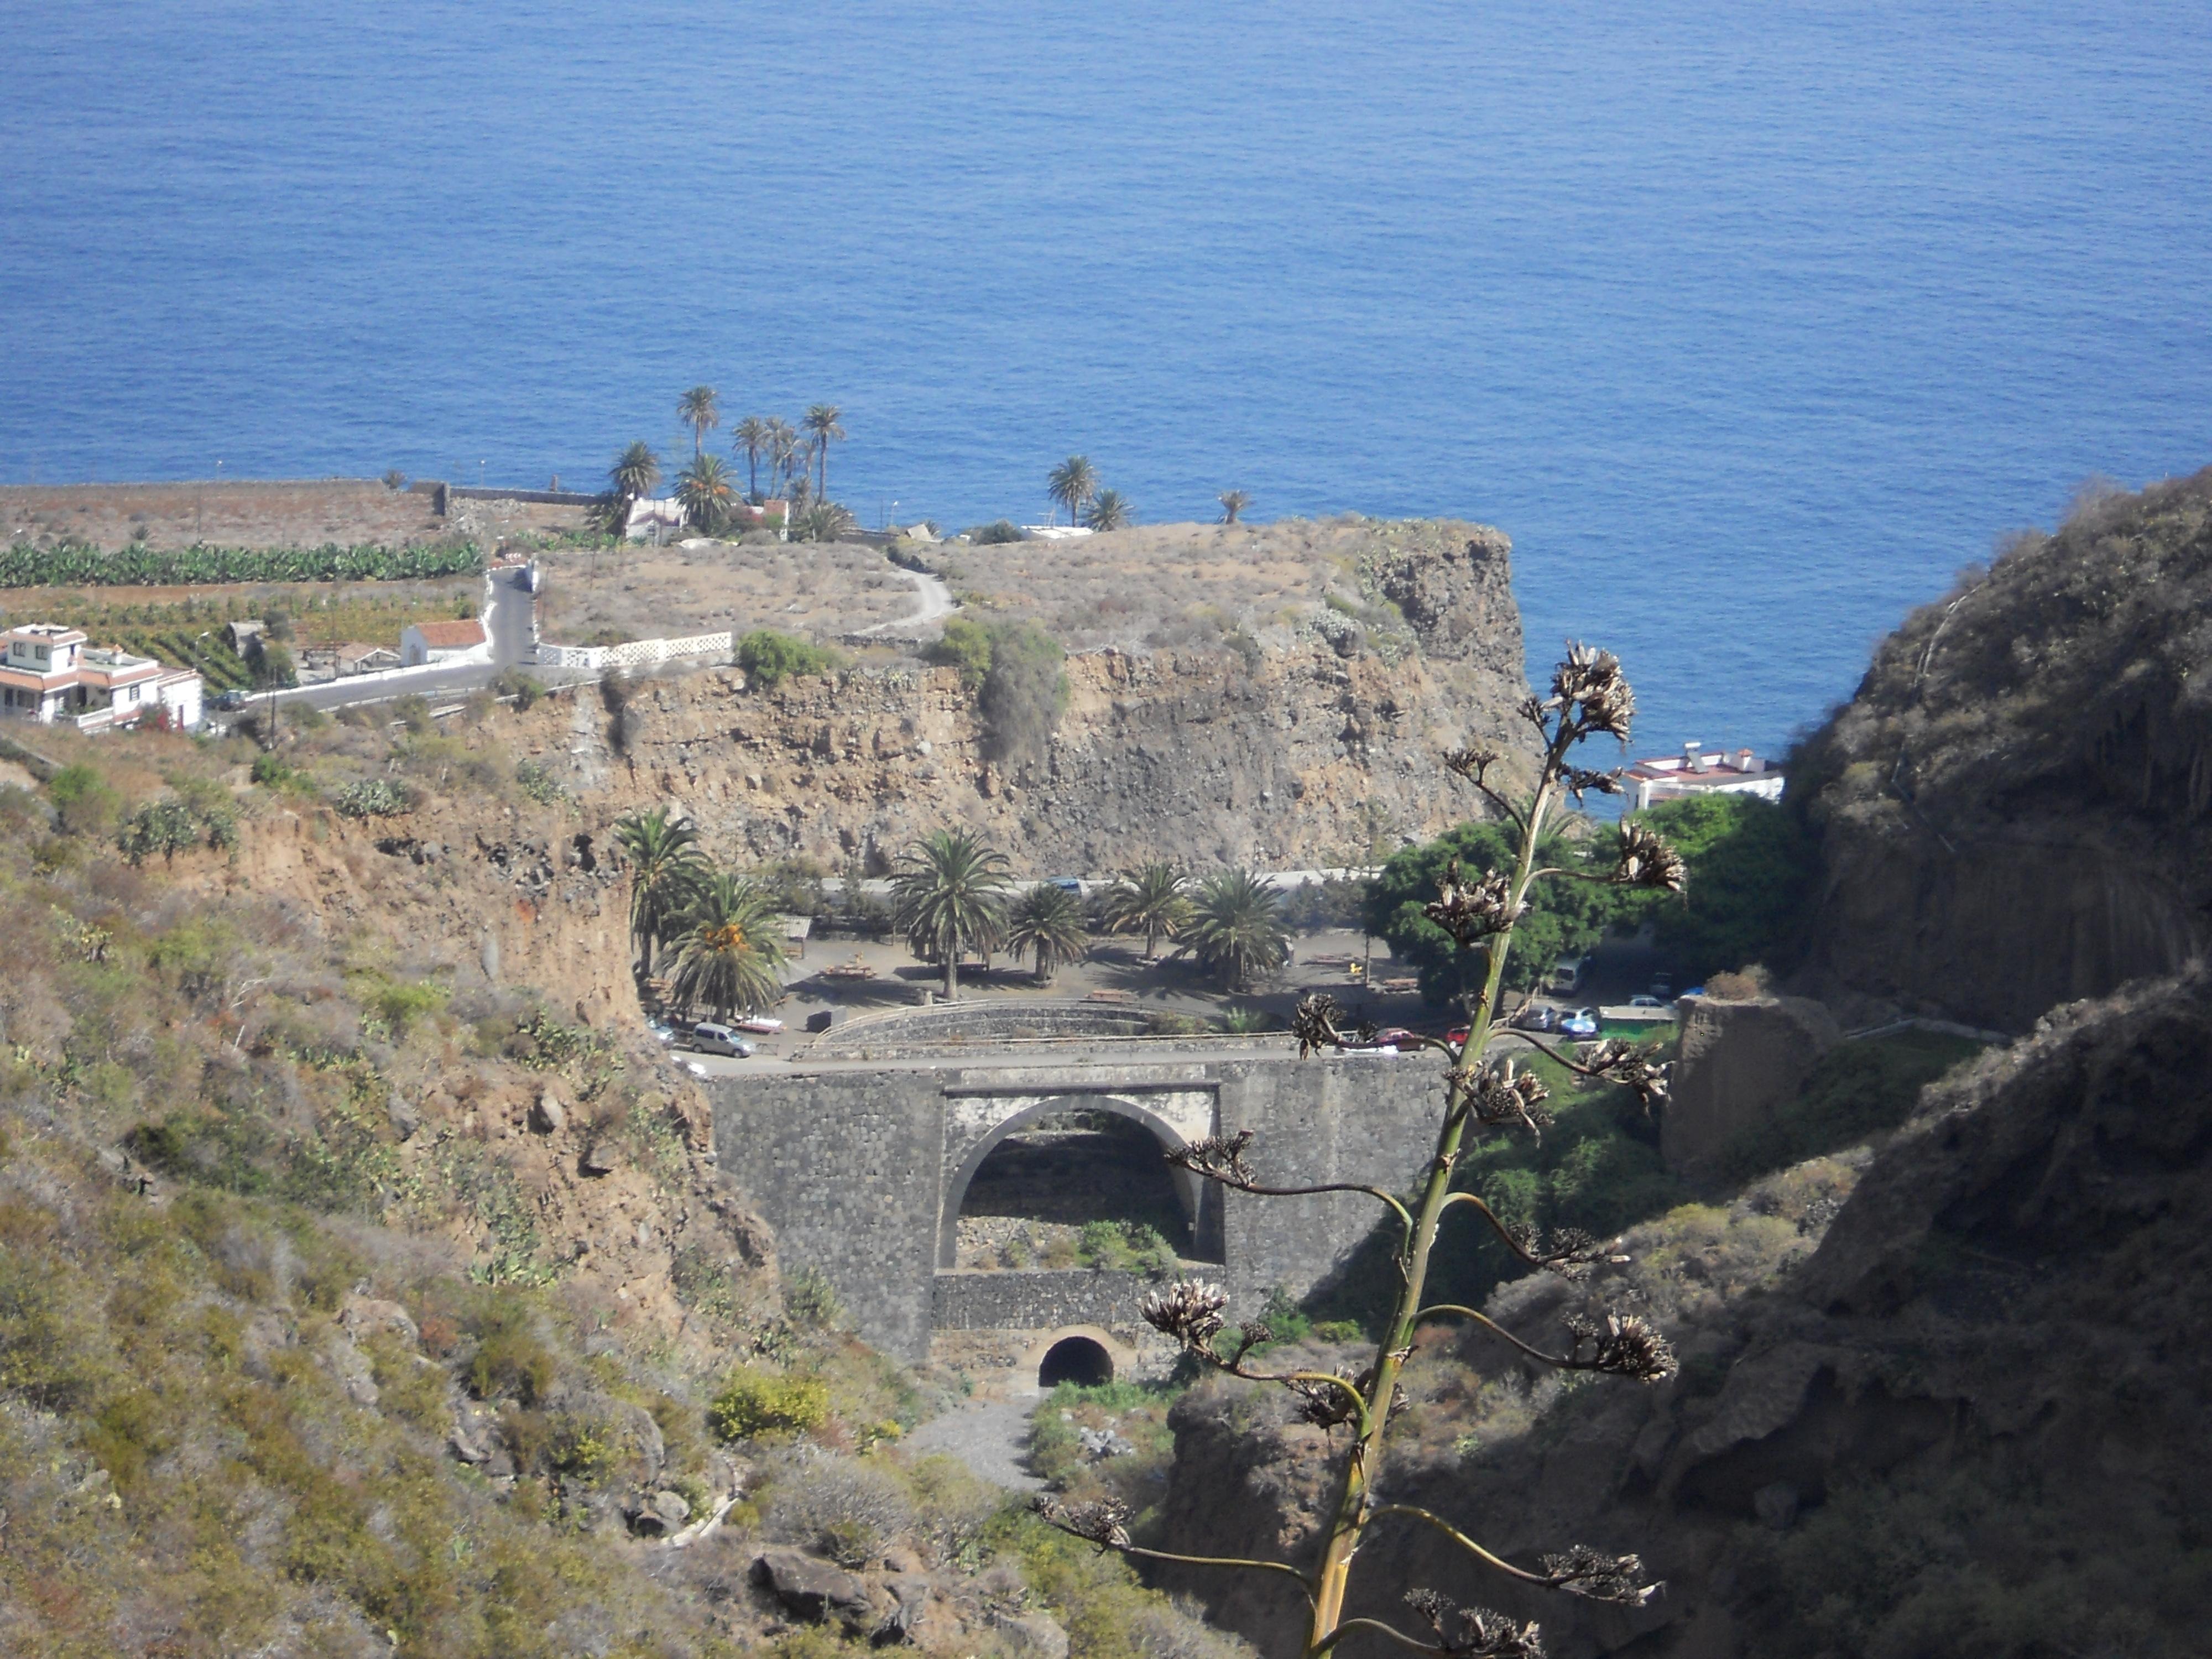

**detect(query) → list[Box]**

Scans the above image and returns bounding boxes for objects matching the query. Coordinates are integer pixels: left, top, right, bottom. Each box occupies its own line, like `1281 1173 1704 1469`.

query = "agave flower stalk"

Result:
1039 642 1685 1657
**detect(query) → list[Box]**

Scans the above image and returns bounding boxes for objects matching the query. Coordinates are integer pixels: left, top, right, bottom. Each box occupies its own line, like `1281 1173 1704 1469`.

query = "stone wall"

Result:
710 1052 1449 1363
932 1268 1157 1331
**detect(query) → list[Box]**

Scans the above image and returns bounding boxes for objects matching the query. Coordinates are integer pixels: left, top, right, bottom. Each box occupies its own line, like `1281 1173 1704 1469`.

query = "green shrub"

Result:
372 978 449 1038
923 615 994 688
48 762 120 836
709 1369 829 1441
491 667 544 709
467 1311 556 1406
334 779 410 818
967 519 1023 544
737 629 842 688
514 758 567 806
782 1266 847 1331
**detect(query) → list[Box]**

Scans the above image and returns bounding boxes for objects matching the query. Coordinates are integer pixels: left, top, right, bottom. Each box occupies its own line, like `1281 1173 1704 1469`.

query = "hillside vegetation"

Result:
0 705 1266 1659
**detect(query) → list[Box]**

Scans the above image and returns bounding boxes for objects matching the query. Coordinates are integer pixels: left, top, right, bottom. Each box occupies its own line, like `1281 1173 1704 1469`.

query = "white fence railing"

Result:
534 630 733 672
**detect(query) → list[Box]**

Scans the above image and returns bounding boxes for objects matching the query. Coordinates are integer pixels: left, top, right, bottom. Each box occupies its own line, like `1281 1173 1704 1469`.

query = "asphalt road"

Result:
251 565 566 717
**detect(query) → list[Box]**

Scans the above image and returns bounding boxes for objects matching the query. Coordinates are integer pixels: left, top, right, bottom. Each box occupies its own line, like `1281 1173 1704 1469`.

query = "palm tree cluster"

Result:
612 807 787 1020
732 404 846 507
886 830 1103 997
598 395 852 539
1100 863 1291 989
1046 455 1133 531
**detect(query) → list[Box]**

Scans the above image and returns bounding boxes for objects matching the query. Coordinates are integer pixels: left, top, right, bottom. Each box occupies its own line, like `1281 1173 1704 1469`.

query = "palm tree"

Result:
1184 867 1291 990
890 828 1010 1001
1083 488 1133 531
1047 456 1097 526
667 871 787 1019
765 418 801 497
612 806 707 976
677 386 721 459
1100 863 1192 960
676 453 737 533
733 416 770 500
609 441 662 520
1218 489 1251 524
1006 883 1088 984
802 404 847 500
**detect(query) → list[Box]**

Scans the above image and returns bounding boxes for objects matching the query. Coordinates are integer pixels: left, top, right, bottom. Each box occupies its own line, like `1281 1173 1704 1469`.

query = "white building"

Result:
0 623 202 732
399 619 489 666
1626 742 1785 812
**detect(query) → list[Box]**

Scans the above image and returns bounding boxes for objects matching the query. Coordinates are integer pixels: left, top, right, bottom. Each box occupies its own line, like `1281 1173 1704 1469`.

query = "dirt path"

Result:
853 567 956 638
901 1396 1042 1490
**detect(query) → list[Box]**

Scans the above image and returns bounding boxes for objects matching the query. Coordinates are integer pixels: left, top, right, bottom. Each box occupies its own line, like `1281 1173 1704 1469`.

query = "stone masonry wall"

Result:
711 1053 1449 1363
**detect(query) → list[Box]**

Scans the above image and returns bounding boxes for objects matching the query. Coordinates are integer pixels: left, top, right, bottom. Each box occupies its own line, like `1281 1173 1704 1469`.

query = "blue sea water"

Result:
3 1 2209 759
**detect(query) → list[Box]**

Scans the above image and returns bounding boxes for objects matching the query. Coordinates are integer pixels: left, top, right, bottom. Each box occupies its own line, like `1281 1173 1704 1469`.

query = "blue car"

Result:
1559 1008 1600 1039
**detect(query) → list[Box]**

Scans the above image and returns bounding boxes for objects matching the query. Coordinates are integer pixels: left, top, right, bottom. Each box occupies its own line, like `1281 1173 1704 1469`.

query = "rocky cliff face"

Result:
1150 969 2212 1658
567 519 1528 874
1790 467 2212 1031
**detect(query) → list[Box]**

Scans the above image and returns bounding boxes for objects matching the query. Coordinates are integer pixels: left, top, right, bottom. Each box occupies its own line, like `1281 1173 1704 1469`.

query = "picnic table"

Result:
820 959 878 982
1084 988 1138 1004
1378 977 1421 995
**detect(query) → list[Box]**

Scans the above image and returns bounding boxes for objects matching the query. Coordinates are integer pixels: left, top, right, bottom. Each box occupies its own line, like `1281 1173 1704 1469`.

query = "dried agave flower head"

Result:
1611 822 1687 893
1537 1543 1659 1605
1562 764 1624 802
1167 1129 1259 1187
1444 745 1502 784
1576 1039 1673 1110
1035 1495 1132 1548
1290 1371 1364 1430
1405 1589 1547 1658
1563 1312 1678 1384
1547 643 1636 743
1424 860 1528 946
1470 1056 1553 1134
1141 1280 1230 1352
1292 992 1350 1056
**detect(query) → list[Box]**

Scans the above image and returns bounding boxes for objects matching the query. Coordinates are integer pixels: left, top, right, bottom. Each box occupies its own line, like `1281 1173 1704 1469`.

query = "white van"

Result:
1547 955 1590 995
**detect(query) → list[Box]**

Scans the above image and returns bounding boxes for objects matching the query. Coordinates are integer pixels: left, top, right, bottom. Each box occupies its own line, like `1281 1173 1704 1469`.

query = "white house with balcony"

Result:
0 623 204 732
1626 742 1785 812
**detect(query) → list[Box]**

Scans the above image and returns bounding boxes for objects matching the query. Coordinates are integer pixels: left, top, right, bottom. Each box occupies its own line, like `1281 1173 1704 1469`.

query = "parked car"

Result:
1047 877 1083 893
733 1015 784 1035
1559 1008 1601 1039
213 688 249 711
1627 995 1671 1010
645 1019 680 1044
1447 1026 1469 1046
1511 1004 1559 1032
1373 1026 1420 1048
684 1022 755 1058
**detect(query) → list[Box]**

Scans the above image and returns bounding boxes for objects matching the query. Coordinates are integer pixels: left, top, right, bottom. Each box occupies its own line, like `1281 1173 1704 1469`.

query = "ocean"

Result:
3 0 2208 760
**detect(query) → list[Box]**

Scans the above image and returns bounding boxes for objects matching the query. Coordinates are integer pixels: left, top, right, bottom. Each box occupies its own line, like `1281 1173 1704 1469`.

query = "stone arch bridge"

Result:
709 1053 1446 1386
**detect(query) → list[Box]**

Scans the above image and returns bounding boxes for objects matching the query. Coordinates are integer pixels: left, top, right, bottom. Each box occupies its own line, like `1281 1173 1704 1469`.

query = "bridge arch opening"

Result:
1038 1335 1114 1389
941 1094 1220 1270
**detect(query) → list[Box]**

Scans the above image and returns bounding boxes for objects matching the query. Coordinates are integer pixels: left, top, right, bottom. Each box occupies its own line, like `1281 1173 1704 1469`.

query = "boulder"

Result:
1662 994 1840 1172
578 1139 617 1177
340 1295 420 1347
530 1092 566 1134
999 1610 1071 1659
750 1547 879 1634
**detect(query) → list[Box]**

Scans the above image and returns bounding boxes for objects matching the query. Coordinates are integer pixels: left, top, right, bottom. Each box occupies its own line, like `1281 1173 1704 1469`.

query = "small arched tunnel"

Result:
1038 1335 1114 1390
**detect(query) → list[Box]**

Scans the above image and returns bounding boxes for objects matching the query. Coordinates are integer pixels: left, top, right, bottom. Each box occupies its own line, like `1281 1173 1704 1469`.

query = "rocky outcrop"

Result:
1662 994 1840 1172
1792 467 2212 1030
1151 968 2212 1657
551 519 1531 875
